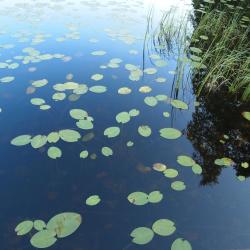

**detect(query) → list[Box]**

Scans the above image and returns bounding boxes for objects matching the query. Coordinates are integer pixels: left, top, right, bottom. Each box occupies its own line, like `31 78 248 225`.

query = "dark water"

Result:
0 1 250 249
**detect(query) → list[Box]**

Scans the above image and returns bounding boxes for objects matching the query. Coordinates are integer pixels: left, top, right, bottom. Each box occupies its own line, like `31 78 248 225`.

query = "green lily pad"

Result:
148 191 163 203
127 192 148 205
156 94 168 101
118 87 131 95
129 109 140 117
144 68 157 74
104 127 120 138
242 111 250 121
91 50 106 56
237 175 246 182
47 147 62 159
11 135 31 146
154 60 167 67
171 238 192 250
126 141 134 147
164 168 178 178
47 132 59 143
30 229 57 248
40 105 51 110
130 227 154 245
101 147 113 157
80 150 89 159
241 162 249 168
159 128 182 139
177 155 195 167
153 163 167 172
59 129 81 142
86 195 101 206
138 125 152 137
15 220 33 236
171 99 188 110
116 112 130 124
31 135 47 149
91 74 103 81
144 96 158 107
152 219 176 236
163 112 170 117
139 86 152 93
89 85 107 93
76 120 94 130
31 98 45 106
32 79 48 88
46 212 82 238
52 93 66 101
155 77 166 83
214 157 234 167
171 181 186 191
0 76 15 83
192 164 202 175
34 220 46 231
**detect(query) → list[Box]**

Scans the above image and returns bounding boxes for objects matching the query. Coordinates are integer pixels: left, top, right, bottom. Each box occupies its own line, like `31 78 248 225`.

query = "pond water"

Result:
0 0 250 249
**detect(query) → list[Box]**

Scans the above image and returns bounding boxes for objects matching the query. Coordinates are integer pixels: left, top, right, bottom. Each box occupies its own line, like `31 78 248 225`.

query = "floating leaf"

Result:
91 74 103 81
148 191 163 203
118 87 131 95
52 93 66 101
59 129 81 142
156 95 168 101
31 135 47 149
139 86 152 93
46 212 82 238
47 132 60 143
154 60 167 67
126 141 134 147
30 98 45 106
144 96 158 107
15 220 33 236
164 168 178 178
34 220 46 231
237 175 246 182
159 128 181 139
155 77 166 83
101 147 113 157
241 162 249 168
76 120 94 130
152 219 176 236
86 195 101 206
30 229 57 248
242 111 250 121
171 181 186 191
104 127 120 138
47 147 62 159
116 112 130 124
177 155 195 167
40 105 51 110
163 112 170 118
153 163 167 172
144 68 157 74
80 150 89 159
11 135 31 146
171 99 188 110
0 76 15 83
214 157 234 167
171 238 192 250
129 109 140 117
91 50 106 56
130 227 154 245
138 125 152 137
192 164 202 175
89 85 107 93
127 192 148 205
32 79 48 88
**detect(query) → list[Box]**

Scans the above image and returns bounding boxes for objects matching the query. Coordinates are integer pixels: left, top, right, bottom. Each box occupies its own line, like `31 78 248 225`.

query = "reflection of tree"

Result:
187 92 250 186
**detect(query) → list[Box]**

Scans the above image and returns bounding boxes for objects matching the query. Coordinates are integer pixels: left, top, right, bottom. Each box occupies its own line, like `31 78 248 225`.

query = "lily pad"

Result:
139 86 152 93
80 150 89 159
101 147 113 157
242 111 250 121
153 163 167 172
76 120 94 130
152 219 176 236
52 93 66 101
30 229 57 248
138 125 152 137
31 98 45 106
104 127 120 138
116 112 130 124
46 212 82 238
34 220 46 231
47 147 62 159
130 227 154 245
15 220 33 236
214 157 234 167
47 132 60 143
0 76 15 83
171 238 192 250
86 195 101 206
171 99 188 110
32 79 48 88
144 96 158 107
40 105 51 110
171 181 186 191
89 85 107 93
126 141 134 147
127 192 148 205
144 68 157 74
148 191 163 203
177 155 195 167
59 129 81 142
11 135 31 146
129 109 140 117
91 74 103 81
192 164 202 175
159 128 182 139
91 50 106 56
31 135 47 149
164 168 178 178
163 112 170 118
118 87 131 95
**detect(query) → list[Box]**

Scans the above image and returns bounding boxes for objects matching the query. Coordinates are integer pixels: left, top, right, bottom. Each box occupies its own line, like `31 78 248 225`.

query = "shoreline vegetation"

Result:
152 0 250 102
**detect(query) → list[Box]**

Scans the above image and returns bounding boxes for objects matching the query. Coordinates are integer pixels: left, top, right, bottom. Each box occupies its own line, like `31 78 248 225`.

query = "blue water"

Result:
0 0 250 249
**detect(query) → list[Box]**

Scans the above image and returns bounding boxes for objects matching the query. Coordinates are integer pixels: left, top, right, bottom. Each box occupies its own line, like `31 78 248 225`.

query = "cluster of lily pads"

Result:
127 191 163 205
15 212 82 248
130 218 192 249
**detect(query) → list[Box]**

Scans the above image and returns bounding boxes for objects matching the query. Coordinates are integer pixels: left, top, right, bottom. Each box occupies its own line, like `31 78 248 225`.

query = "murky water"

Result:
0 0 250 249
